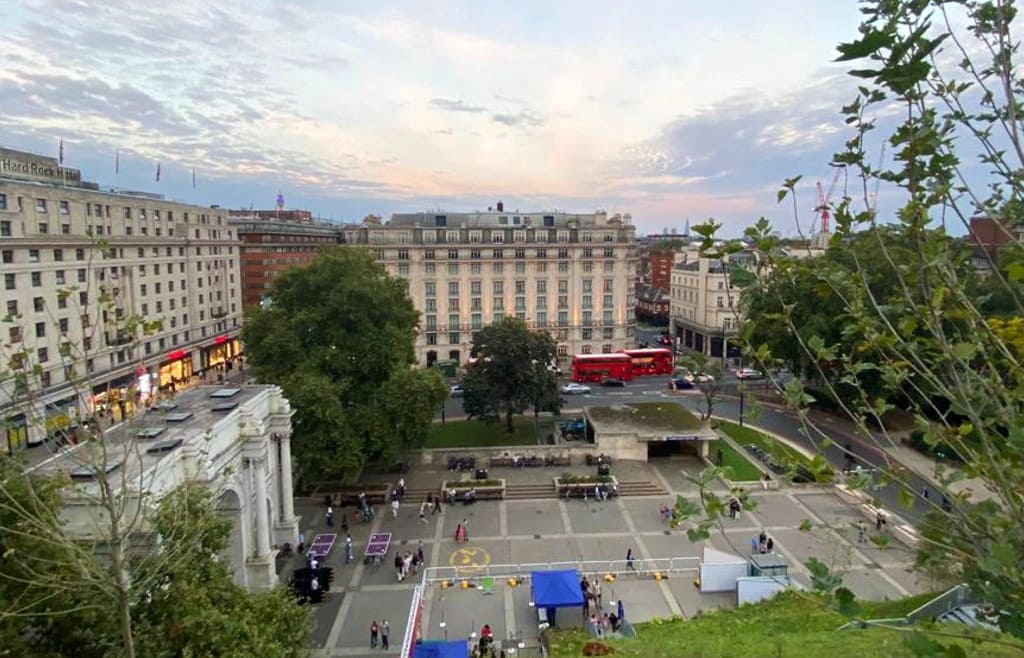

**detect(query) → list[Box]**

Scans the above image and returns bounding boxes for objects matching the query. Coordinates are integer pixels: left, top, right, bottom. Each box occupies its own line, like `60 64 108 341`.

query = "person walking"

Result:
433 492 443 514
625 548 635 571
398 478 406 500
297 532 305 555
592 578 603 609
341 513 349 533
857 521 867 543
394 554 404 581
381 619 390 650
370 620 379 649
345 534 354 564
326 505 334 527
419 500 429 524
391 498 400 519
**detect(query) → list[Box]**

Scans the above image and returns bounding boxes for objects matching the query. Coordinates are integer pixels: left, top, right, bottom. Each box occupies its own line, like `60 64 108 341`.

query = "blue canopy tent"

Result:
531 569 585 627
412 640 469 658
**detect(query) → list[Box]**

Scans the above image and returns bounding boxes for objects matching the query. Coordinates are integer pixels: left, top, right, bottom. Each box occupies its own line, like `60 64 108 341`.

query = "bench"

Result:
336 489 388 507
559 485 618 500
450 488 505 502
546 456 571 467
489 456 516 468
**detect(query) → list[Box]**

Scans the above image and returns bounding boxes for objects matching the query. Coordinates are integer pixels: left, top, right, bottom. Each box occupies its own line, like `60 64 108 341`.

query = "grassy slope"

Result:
707 439 763 481
717 420 812 467
425 418 537 448
546 592 1022 658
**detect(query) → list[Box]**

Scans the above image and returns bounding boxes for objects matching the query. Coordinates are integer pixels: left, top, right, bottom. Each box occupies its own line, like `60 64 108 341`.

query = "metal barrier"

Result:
837 583 972 631
400 583 424 658
422 556 700 583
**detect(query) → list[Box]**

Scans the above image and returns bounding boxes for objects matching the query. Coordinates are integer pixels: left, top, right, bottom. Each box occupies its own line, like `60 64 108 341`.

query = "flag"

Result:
59 138 64 164
155 162 161 182
192 168 196 189
115 150 120 174
276 192 285 210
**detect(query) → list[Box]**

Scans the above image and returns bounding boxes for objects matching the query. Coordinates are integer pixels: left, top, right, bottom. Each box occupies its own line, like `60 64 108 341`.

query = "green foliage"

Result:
677 352 724 420
242 247 446 481
461 317 559 432
545 591 1024 658
424 418 537 448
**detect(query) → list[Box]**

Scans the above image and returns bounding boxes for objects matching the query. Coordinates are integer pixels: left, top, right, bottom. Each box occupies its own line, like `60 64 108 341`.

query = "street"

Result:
439 373 937 526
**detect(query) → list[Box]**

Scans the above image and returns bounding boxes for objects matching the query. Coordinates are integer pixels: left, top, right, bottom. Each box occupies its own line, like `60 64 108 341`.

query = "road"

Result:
440 374 937 525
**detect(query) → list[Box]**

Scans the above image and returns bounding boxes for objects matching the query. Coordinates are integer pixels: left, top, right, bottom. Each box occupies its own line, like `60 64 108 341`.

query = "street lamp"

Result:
738 353 745 428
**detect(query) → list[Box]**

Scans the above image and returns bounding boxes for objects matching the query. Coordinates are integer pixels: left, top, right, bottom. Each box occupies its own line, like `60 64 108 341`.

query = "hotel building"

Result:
341 206 638 368
0 146 243 453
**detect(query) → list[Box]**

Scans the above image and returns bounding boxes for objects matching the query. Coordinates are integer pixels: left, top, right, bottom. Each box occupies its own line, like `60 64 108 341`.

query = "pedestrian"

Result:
427 493 435 514
416 542 425 566
460 518 469 542
761 473 771 491
326 505 334 527
942 496 952 513
403 552 413 579
433 492 443 514
391 498 400 518
921 485 929 501
455 522 464 543
344 534 353 564
341 513 349 533
758 530 767 553
370 620 379 649
857 521 867 543
592 578 603 609
394 553 404 581
875 511 884 531
625 548 635 571
297 532 305 555
749 536 759 555
398 477 406 500
381 619 390 650
766 536 774 552
419 501 429 523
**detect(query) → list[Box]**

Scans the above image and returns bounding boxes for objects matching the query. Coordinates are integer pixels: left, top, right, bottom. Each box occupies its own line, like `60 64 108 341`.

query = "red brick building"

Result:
647 248 676 291
968 216 1024 257
228 212 342 307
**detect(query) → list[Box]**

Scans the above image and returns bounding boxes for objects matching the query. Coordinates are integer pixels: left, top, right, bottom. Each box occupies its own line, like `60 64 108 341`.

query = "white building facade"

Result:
341 208 638 368
43 385 298 591
0 147 244 454
669 252 743 361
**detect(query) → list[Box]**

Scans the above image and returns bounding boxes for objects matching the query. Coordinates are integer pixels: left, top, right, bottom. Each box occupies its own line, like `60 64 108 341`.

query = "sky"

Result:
0 1 875 235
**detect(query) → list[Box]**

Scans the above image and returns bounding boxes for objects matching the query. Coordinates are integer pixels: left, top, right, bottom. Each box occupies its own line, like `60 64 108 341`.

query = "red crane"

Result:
814 168 843 234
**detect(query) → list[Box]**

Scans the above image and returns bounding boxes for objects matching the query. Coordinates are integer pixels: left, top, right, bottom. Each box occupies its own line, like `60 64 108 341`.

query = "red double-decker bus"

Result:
571 353 634 383
619 348 674 376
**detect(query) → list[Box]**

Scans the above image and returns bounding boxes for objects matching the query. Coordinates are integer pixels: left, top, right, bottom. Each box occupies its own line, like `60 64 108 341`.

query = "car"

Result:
560 382 592 395
694 373 715 383
601 378 627 387
450 384 464 397
669 377 694 390
734 368 764 380
657 335 672 346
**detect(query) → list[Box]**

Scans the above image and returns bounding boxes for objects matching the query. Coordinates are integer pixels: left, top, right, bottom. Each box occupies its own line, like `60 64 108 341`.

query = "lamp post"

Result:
738 354 745 428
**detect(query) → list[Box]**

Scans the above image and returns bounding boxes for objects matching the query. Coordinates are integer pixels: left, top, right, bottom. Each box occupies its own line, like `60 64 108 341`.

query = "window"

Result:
59 200 69 215
603 294 613 307
4 273 15 290
558 310 568 326
582 280 592 293
53 249 63 261
515 248 525 259
558 280 568 293
582 311 592 326
448 299 460 311
603 310 613 324
537 262 547 273
426 333 438 345
55 270 65 285
448 282 459 296
37 347 48 363
515 296 526 310
449 332 460 344
470 249 481 259
582 295 592 309
470 263 481 274
581 343 592 354
493 297 504 310
6 300 16 316
1 250 12 264
59 317 68 333
35 321 46 338
558 295 568 309
493 263 503 275
76 248 85 260
29 249 40 263
31 272 42 287
426 315 437 329
470 281 482 295
398 249 409 260
0 221 10 237
492 248 504 259
424 263 436 275
471 313 482 329
447 263 459 275
604 248 614 258
603 327 614 339
471 297 482 311
493 281 503 294
124 207 132 219
398 263 409 276
448 249 458 259
425 299 437 312
602 344 613 354
0 194 5 210
35 199 46 212
536 295 547 310
424 249 435 260
77 269 86 283
425 282 436 296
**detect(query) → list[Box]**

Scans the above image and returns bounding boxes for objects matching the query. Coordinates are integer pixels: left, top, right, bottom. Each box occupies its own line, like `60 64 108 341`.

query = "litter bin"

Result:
597 463 610 476
475 468 489 480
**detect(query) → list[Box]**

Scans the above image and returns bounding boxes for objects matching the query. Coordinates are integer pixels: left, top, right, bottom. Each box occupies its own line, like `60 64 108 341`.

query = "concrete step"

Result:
401 480 668 502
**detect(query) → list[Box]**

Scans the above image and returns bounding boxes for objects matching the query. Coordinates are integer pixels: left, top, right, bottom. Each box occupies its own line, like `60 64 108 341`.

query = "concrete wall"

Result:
415 443 599 466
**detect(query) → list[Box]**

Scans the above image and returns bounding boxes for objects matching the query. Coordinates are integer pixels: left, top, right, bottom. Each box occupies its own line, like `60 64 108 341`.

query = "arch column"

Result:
252 456 272 558
243 454 276 590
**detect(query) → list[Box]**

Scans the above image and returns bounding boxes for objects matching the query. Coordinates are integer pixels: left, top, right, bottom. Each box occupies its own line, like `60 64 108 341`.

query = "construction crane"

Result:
814 168 843 234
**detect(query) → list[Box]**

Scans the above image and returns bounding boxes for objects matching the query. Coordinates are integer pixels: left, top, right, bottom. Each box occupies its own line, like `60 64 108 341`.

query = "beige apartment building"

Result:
0 147 243 453
340 207 638 368
668 250 748 363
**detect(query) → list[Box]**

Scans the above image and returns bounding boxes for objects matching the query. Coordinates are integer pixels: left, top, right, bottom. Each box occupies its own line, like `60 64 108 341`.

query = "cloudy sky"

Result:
1 1 873 235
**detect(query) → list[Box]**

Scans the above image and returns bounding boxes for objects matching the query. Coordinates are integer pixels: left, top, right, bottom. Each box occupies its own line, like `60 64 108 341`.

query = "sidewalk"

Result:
883 444 998 505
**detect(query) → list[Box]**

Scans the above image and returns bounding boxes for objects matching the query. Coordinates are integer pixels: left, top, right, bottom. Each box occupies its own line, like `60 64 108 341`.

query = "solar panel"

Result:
69 460 122 480
163 412 194 422
211 402 238 412
146 439 184 454
209 388 241 398
136 427 165 439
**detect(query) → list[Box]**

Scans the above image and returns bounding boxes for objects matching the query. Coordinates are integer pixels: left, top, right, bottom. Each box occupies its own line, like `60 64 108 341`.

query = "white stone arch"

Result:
215 486 248 588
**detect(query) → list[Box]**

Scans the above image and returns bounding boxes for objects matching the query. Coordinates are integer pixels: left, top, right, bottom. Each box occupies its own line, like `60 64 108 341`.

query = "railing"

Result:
421 557 700 584
837 583 973 631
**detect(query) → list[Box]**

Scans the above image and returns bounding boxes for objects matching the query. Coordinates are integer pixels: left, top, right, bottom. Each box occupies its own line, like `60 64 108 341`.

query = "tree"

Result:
677 352 724 421
728 0 1024 642
460 318 559 432
242 247 446 481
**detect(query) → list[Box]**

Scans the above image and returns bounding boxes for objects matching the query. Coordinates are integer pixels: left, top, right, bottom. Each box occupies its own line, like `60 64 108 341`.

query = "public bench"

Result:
336 488 388 507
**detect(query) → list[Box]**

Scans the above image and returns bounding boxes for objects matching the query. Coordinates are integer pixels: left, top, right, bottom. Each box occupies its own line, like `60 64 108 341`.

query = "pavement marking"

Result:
617 496 683 617
323 511 384 650
499 500 509 537
448 546 491 576
503 579 517 645
557 499 573 534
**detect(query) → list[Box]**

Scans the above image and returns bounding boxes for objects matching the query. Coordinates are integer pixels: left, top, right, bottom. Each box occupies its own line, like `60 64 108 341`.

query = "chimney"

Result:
497 201 504 212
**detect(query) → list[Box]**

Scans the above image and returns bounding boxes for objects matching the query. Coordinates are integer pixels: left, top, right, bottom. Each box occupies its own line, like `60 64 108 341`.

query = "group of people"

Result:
394 543 426 581
369 619 391 650
750 530 774 555
455 517 470 543
587 611 620 638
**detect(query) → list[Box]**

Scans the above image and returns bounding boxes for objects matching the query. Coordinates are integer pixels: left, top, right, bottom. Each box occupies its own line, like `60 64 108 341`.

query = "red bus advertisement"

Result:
619 348 674 376
571 353 634 383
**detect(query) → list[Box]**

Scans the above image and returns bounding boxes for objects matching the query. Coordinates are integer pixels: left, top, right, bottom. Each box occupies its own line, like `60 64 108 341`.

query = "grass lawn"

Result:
546 591 1022 658
587 403 703 432
707 438 763 481
425 418 537 448
717 420 813 467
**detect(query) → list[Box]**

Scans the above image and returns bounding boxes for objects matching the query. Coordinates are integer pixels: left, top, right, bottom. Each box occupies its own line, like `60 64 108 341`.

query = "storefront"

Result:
159 349 194 392
44 395 79 438
91 372 141 418
201 334 242 371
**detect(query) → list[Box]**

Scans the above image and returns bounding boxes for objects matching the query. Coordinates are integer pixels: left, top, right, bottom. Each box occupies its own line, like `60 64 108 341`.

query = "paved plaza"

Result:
294 457 939 657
